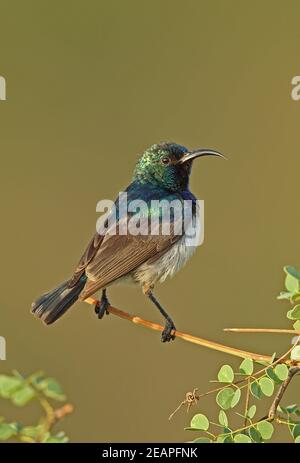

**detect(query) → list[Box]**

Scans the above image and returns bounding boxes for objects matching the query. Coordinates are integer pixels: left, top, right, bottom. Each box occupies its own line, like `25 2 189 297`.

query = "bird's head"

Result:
133 142 225 191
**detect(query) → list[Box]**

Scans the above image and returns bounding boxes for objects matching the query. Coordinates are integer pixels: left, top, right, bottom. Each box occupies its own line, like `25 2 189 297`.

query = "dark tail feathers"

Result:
31 277 86 324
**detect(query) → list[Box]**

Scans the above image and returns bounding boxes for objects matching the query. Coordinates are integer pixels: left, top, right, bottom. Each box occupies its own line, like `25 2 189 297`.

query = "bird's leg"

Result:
143 285 176 342
95 289 110 319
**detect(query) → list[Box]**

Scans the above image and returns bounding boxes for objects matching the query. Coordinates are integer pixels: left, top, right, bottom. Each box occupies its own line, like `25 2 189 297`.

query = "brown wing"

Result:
68 232 104 287
78 226 181 300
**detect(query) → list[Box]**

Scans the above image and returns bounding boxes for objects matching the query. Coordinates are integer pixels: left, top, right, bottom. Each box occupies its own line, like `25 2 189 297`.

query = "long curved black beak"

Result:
178 148 226 164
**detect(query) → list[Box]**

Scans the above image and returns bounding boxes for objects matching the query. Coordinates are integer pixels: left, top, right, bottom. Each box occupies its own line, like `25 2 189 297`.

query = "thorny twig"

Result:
268 366 300 420
84 296 300 435
168 338 300 423
25 380 74 443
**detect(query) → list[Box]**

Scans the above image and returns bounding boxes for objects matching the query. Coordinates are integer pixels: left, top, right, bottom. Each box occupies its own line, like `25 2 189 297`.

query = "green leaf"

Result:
20 425 43 440
190 413 209 431
218 429 234 443
259 377 274 397
216 388 235 410
39 378 66 401
217 365 234 383
274 364 289 381
43 431 69 443
285 274 299 293
284 266 300 280
192 437 212 443
286 404 299 414
234 434 252 443
287 305 300 320
231 388 241 408
295 435 300 443
293 320 300 331
277 405 288 415
29 372 46 388
293 424 300 439
291 346 300 361
257 421 274 440
216 435 233 443
0 423 18 441
250 381 263 400
266 367 282 384
0 375 22 398
223 426 233 434
248 426 262 443
11 385 35 406
239 358 253 376
218 410 228 427
247 405 257 419
291 293 300 303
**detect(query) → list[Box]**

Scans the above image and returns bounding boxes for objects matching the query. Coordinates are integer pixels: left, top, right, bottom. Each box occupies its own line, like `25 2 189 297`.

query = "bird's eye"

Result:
161 157 170 165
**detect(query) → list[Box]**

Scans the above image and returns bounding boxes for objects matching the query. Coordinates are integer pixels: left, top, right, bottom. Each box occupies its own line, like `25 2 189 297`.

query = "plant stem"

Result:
244 379 250 427
268 367 300 420
224 328 300 334
84 297 273 362
198 341 298 399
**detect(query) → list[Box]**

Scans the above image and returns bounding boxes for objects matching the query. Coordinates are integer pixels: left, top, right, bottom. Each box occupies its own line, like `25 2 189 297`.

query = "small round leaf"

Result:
217 365 234 383
293 424 300 439
257 421 274 440
217 435 233 443
0 423 18 441
287 305 300 320
192 437 211 443
250 381 263 400
293 320 300 331
284 266 300 280
291 346 300 361
239 358 253 375
248 426 262 443
266 367 281 384
218 410 228 427
285 274 299 293
234 433 252 443
231 388 241 408
216 388 235 410
259 377 274 397
247 405 257 419
190 413 209 431
285 404 299 414
274 364 289 381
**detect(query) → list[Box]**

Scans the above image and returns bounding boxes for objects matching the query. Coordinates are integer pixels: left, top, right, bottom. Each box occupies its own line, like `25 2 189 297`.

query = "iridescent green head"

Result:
133 142 225 192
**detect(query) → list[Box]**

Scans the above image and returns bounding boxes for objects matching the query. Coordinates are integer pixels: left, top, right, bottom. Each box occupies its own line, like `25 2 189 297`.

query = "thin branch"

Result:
218 418 267 438
268 367 300 420
34 389 73 441
224 328 300 335
84 297 273 362
244 378 250 427
176 340 299 411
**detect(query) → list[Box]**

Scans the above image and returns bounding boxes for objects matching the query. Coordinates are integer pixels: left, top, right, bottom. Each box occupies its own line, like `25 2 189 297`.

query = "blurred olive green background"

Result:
1 0 300 442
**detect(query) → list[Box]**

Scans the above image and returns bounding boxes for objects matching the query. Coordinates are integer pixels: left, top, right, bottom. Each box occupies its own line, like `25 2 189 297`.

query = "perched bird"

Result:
32 142 224 342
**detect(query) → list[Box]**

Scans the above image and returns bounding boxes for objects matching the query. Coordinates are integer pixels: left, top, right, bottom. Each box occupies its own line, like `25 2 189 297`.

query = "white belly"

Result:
133 235 197 287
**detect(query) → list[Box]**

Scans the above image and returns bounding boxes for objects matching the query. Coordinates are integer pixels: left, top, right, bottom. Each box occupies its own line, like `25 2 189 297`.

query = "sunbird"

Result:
32 142 224 342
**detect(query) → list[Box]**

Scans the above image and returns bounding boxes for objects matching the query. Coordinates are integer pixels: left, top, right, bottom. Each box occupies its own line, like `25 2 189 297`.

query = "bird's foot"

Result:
161 322 176 343
95 293 110 319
